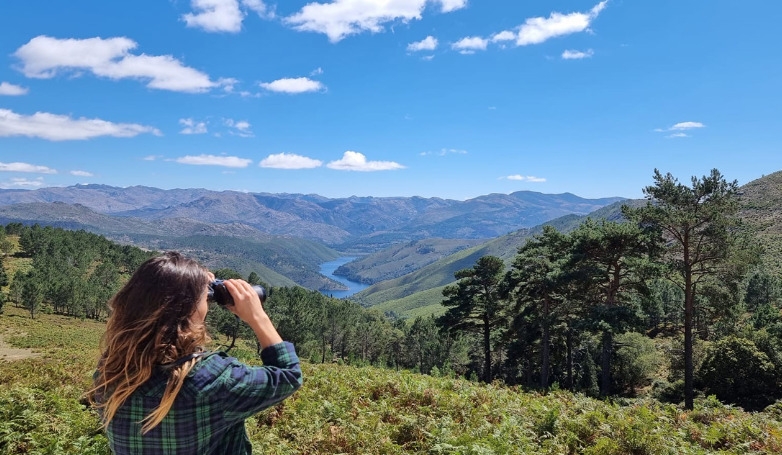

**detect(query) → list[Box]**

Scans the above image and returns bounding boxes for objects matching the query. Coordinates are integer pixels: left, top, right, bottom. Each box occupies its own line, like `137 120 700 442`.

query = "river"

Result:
319 256 370 299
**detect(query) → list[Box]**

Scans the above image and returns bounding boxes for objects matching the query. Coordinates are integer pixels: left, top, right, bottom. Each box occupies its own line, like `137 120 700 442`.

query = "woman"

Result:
88 251 302 454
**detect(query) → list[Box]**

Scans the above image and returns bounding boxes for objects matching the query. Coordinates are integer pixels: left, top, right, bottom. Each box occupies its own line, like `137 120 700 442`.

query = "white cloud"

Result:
438 0 467 13
562 49 594 59
655 121 705 137
175 154 252 167
420 148 468 156
0 108 161 141
456 2 606 53
310 67 324 76
0 162 57 174
504 175 546 182
284 0 467 43
218 77 239 93
183 0 245 32
259 77 325 93
0 82 29 96
70 170 94 177
452 36 488 53
408 36 438 52
671 121 705 130
516 1 606 46
143 155 162 161
179 118 208 135
13 36 223 93
241 0 274 19
182 0 274 33
491 31 516 43
327 151 405 171
0 177 45 188
224 119 253 137
260 153 323 169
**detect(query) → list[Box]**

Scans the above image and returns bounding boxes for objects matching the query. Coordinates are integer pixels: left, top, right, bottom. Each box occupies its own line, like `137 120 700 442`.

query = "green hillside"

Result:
739 170 782 275
352 201 642 316
0 202 343 290
127 233 342 290
334 238 483 284
371 285 449 319
2 305 781 454
357 173 782 319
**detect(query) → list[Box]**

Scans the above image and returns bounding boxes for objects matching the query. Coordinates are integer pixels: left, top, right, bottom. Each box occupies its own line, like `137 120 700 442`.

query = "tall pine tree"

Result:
439 255 507 382
623 169 757 409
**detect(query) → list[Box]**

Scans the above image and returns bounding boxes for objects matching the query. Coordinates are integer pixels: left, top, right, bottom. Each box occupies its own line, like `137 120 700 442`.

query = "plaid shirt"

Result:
104 342 302 454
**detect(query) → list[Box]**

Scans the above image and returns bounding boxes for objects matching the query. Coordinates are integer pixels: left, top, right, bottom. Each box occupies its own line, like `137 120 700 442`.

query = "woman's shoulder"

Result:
186 352 241 390
191 350 238 372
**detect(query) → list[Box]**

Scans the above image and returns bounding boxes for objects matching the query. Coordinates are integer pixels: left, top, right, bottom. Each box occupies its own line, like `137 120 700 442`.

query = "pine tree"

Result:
439 255 508 382
623 168 759 409
505 226 570 388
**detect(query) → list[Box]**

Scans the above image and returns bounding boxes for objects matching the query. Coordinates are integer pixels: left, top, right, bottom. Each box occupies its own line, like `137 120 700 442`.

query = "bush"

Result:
697 336 779 410
613 332 663 395
652 379 684 404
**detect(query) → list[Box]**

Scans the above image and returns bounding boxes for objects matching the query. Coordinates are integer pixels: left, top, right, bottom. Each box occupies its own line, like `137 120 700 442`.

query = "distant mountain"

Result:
0 185 625 250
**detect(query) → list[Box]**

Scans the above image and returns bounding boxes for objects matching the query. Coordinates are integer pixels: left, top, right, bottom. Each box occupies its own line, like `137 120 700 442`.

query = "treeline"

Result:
0 223 466 386
0 223 154 319
434 169 782 411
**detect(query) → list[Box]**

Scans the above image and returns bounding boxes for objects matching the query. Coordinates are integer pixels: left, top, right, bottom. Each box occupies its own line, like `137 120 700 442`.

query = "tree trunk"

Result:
541 298 551 389
684 281 695 410
683 229 695 411
226 319 237 353
600 330 612 396
541 320 550 389
566 327 574 390
321 334 327 363
483 313 492 382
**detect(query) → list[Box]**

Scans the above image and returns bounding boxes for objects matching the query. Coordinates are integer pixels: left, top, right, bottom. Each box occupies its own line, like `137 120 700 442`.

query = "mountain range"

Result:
0 184 623 293
0 184 624 250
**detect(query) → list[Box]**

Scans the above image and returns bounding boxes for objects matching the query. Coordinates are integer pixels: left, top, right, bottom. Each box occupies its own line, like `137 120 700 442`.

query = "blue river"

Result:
319 257 369 299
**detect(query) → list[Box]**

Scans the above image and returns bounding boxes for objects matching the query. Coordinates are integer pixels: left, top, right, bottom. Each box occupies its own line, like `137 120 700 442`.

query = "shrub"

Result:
697 336 779 410
613 332 663 395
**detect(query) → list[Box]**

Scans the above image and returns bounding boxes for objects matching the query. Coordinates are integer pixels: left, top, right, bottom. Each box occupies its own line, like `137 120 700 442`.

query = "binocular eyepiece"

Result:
207 279 267 306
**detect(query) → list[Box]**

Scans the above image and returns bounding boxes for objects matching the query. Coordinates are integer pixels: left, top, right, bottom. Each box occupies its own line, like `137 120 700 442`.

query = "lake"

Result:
319 257 370 299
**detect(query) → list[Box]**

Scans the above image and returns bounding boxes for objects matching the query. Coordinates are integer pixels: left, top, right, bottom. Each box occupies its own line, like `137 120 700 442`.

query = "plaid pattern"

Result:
104 342 302 454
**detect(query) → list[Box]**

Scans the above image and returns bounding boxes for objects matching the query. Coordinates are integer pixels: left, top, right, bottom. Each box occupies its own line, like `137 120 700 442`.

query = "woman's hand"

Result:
222 279 265 322
222 279 283 348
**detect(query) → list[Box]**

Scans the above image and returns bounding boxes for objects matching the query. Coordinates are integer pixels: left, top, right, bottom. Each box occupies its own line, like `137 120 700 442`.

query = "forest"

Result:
1 169 782 453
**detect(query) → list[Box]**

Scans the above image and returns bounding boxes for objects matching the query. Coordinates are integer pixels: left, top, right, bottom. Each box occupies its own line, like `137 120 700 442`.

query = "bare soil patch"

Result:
0 334 39 361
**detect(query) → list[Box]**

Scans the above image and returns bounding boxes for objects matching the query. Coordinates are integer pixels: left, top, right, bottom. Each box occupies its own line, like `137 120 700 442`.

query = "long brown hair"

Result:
87 251 211 433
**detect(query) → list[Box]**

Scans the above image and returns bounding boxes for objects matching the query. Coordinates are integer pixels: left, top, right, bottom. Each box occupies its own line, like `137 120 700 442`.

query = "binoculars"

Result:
207 279 267 306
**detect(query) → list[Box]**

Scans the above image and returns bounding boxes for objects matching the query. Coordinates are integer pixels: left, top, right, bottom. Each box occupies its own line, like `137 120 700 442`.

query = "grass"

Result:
1 236 31 288
2 305 782 454
373 285 448 319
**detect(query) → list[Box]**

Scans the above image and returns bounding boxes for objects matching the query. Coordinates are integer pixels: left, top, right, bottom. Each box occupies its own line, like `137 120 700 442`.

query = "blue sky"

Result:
1 0 780 200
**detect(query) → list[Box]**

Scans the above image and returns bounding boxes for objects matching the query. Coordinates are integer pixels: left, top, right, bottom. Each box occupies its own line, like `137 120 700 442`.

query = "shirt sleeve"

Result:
218 341 303 424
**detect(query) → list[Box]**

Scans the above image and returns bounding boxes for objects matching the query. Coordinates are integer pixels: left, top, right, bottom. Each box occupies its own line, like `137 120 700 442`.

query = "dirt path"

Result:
0 334 38 361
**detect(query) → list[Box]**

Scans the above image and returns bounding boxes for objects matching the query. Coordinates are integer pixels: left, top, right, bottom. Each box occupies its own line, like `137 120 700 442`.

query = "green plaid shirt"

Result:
104 342 302 454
